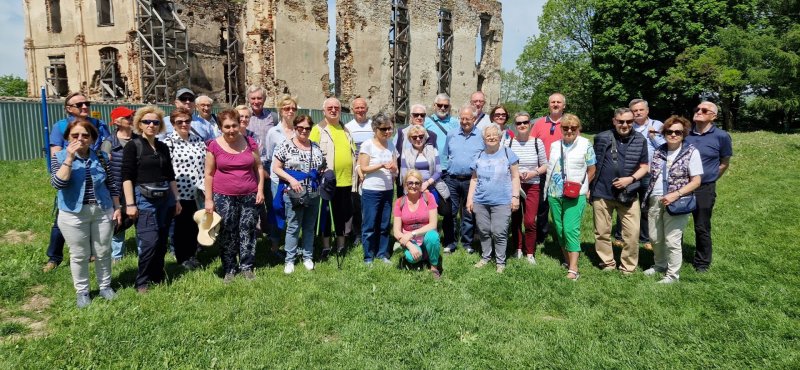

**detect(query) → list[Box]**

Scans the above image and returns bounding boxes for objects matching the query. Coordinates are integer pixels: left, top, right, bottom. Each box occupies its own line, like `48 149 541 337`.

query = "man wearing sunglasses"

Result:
684 101 732 273
424 93 459 173
44 92 112 272
530 92 567 245
591 107 650 275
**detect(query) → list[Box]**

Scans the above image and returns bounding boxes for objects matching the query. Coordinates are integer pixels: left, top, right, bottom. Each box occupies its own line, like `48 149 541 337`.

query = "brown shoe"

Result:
42 261 58 272
612 239 625 248
642 242 653 251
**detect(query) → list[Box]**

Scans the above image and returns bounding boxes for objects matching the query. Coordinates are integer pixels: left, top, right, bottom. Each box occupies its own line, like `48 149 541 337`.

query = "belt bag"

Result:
667 194 696 215
138 182 169 199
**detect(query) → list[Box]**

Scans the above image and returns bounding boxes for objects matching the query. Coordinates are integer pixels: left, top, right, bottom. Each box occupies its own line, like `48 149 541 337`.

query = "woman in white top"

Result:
544 114 596 281
266 95 298 188
507 111 548 264
357 113 398 264
643 116 703 284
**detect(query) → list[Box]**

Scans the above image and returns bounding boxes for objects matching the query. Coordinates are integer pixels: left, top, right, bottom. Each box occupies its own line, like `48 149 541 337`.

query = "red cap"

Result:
110 106 135 124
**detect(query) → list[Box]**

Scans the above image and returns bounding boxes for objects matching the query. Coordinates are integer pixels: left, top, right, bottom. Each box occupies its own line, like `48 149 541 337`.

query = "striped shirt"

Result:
51 155 120 201
508 137 547 184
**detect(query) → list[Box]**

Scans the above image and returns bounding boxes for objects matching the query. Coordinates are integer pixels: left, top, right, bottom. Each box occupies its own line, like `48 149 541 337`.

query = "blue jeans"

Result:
46 215 66 264
284 194 320 263
134 189 175 289
111 231 125 259
360 189 393 262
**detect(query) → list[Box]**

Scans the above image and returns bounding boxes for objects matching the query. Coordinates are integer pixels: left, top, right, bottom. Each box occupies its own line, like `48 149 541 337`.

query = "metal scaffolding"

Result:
98 47 128 100
390 0 410 125
436 8 453 96
223 10 242 106
135 0 189 103
44 56 68 97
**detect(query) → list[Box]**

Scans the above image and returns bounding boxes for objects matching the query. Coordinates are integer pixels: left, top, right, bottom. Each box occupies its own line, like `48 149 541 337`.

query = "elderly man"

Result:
591 108 650 274
684 101 732 273
471 91 492 130
161 88 196 139
344 96 372 245
310 97 355 258
612 99 665 250
442 104 485 253
43 92 112 272
424 93 459 170
193 95 220 140
530 92 567 244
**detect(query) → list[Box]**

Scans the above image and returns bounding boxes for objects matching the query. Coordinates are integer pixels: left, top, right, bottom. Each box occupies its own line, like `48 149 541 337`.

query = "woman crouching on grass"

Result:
52 119 121 307
204 109 265 284
392 170 442 279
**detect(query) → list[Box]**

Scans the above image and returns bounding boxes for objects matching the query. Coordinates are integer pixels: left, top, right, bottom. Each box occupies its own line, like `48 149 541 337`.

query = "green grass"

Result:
1 132 799 368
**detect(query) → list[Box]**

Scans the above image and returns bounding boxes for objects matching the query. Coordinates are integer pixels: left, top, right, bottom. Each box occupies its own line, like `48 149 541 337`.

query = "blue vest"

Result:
55 150 114 212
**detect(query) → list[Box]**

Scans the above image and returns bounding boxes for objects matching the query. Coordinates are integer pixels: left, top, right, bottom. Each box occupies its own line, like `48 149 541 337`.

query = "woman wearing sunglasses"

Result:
51 119 121 307
642 116 702 284
544 114 596 281
398 125 442 195
393 170 442 279
357 113 398 264
122 106 182 293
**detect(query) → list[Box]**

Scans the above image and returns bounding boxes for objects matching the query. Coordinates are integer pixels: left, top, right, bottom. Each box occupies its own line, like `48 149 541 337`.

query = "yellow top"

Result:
310 123 353 187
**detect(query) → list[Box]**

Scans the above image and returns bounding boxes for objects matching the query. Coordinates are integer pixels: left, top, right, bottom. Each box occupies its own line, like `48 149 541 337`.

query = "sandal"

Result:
567 270 580 281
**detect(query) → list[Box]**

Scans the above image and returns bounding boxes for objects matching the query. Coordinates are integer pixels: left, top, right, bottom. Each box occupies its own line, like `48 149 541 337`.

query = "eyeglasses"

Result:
694 107 714 115
325 106 341 111
406 181 421 187
435 103 450 109
471 100 485 104
178 96 195 103
485 136 500 141
141 120 161 126
70 133 91 139
295 126 311 132
67 101 91 108
492 113 508 118
282 106 298 112
615 119 634 125
173 119 191 125
515 120 530 126
410 135 425 140
561 126 579 132
411 113 426 118
377 127 393 132
664 129 684 137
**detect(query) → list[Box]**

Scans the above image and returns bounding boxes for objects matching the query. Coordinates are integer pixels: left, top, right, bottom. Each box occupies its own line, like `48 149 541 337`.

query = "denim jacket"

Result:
53 150 114 212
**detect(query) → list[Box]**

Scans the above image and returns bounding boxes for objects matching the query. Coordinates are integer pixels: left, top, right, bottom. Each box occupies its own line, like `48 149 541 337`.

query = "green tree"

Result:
0 75 28 97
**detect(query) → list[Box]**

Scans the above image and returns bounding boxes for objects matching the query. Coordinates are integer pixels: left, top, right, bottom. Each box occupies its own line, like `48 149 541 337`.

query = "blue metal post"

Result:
41 86 50 171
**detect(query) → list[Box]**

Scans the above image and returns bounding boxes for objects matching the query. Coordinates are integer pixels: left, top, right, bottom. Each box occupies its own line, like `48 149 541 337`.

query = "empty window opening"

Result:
48 0 62 33
97 0 113 26
47 56 68 97
328 0 337 96
98 47 127 99
476 13 491 67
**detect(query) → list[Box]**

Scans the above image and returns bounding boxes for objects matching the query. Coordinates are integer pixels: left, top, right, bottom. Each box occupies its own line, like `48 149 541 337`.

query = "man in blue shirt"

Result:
424 93 459 171
44 92 112 272
684 101 733 273
613 99 664 250
442 104 484 253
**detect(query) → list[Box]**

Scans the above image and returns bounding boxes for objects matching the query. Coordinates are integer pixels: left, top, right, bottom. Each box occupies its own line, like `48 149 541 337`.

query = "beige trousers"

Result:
593 198 640 273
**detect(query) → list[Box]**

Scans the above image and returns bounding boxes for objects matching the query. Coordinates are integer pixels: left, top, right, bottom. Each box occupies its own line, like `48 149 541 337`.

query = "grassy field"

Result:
1 132 799 368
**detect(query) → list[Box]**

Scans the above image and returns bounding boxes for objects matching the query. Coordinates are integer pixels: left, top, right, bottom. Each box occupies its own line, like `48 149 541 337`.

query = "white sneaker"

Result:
643 268 657 276
526 255 536 265
284 263 295 274
657 276 678 284
515 249 523 259
303 260 314 271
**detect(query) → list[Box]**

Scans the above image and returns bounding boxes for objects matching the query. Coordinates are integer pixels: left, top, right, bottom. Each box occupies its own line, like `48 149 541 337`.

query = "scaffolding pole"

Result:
436 9 453 97
135 0 190 103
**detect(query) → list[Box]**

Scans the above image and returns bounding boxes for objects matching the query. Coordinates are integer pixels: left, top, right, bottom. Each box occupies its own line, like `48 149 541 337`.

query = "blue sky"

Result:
1 0 543 78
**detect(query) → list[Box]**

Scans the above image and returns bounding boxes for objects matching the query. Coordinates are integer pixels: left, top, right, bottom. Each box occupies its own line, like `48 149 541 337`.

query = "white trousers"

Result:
647 196 690 279
57 204 113 293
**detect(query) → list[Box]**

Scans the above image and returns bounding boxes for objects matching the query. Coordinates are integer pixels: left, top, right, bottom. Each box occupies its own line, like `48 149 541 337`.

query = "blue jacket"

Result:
273 169 320 230
53 150 115 212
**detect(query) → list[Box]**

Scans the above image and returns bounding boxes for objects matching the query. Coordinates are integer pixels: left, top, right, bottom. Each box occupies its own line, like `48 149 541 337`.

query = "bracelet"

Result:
126 203 136 207
62 162 72 167
512 195 520 199
630 176 637 182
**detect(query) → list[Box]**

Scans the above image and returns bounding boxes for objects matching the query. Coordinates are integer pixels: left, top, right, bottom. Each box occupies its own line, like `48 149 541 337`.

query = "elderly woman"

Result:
393 170 441 279
358 113 398 264
643 116 703 284
544 114 596 281
122 106 182 293
205 109 265 283
264 96 298 251
52 119 121 307
162 107 206 270
507 111 548 264
466 125 521 274
272 115 326 274
235 105 256 139
399 125 441 193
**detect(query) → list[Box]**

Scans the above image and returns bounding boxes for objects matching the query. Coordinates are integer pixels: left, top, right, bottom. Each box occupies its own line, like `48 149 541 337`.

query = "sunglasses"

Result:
515 120 530 126
435 103 450 109
694 107 714 115
282 106 298 112
410 135 425 140
70 133 91 139
68 101 91 108
377 127 393 132
664 129 684 136
178 96 195 103
492 113 508 117
295 126 312 132
406 181 421 187
561 126 579 132
326 106 341 111
141 119 161 126
411 113 426 118
173 119 191 125
616 119 635 125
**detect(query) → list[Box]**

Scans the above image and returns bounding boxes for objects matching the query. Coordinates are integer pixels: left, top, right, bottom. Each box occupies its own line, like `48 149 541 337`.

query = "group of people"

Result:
46 87 732 308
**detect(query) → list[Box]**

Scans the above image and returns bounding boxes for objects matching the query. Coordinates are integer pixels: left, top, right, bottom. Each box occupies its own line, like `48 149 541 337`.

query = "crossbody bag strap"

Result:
432 119 448 136
662 157 668 193
610 137 622 179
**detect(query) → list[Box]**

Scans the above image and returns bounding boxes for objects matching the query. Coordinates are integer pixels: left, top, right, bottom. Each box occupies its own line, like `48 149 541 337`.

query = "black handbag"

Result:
662 160 696 215
610 138 641 206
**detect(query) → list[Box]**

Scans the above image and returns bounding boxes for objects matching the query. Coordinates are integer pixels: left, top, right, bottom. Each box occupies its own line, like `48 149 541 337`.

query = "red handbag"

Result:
559 142 586 199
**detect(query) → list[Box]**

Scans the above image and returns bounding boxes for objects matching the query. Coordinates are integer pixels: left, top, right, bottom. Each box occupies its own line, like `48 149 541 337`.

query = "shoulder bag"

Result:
561 142 586 199
663 159 696 215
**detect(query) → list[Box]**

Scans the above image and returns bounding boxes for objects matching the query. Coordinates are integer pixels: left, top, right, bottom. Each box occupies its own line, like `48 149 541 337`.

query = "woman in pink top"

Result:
204 109 265 284
392 170 441 279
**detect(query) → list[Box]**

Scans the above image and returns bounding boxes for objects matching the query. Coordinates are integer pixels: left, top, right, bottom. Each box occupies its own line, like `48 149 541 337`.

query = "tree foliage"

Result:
0 75 27 97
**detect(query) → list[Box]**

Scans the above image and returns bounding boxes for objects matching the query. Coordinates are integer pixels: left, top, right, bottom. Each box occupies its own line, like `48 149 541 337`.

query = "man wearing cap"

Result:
108 106 138 262
43 92 112 272
161 88 216 142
